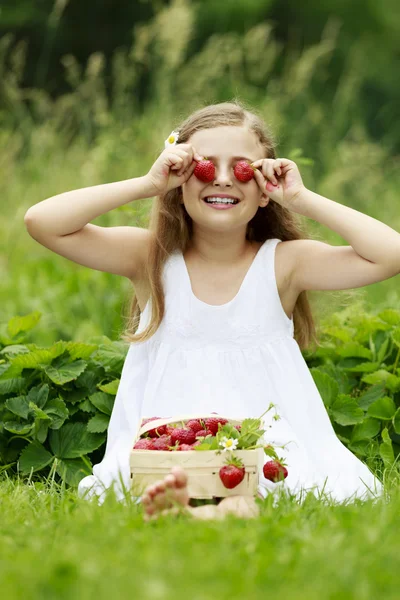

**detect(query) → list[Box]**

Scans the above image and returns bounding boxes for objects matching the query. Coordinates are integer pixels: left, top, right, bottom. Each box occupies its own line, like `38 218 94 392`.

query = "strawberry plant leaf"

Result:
350 417 381 443
393 407 400 434
330 394 364 426
3 421 33 435
19 441 54 473
43 358 87 386
310 369 339 408
367 396 396 420
56 457 92 486
5 395 30 419
45 398 69 430
89 392 114 415
87 413 110 433
49 422 105 459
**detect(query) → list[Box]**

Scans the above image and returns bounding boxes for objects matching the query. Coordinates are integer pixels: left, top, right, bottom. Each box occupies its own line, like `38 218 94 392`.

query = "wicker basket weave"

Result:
130 414 265 499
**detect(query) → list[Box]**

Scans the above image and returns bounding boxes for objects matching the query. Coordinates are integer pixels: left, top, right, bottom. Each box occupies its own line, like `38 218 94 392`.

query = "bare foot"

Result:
141 466 191 522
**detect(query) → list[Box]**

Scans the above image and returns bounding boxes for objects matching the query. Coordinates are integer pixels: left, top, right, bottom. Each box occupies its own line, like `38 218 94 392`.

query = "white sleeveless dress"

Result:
78 238 384 505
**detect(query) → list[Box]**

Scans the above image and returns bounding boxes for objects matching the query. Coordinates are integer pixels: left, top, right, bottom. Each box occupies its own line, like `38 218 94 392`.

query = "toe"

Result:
141 493 151 505
171 466 188 488
164 474 176 488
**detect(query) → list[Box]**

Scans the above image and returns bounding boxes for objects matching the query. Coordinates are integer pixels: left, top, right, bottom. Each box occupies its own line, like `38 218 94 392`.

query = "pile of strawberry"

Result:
133 415 289 489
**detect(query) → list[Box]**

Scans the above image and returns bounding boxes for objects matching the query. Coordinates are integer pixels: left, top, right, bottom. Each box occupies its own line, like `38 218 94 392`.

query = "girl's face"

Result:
181 126 269 232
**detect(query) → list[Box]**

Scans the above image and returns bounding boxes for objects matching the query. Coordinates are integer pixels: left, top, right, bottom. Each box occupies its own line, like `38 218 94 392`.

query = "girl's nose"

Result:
212 165 233 187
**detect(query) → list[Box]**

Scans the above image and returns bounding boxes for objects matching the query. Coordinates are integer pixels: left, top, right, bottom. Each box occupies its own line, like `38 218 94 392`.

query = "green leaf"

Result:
358 383 386 410
7 311 42 338
93 342 128 373
56 457 92 486
335 343 372 359
361 370 392 385
19 441 53 473
29 401 52 422
379 427 395 467
89 392 114 416
0 377 26 396
378 309 400 326
348 441 369 456
391 326 400 349
310 369 338 408
78 399 96 413
5 395 30 419
49 422 105 459
367 396 396 420
0 344 30 357
64 341 98 361
330 394 364 426
43 358 87 385
3 421 33 435
377 338 390 364
8 345 66 374
87 413 110 433
34 420 49 444
347 362 381 373
27 383 50 409
45 398 69 430
350 418 381 443
98 379 120 395
393 407 400 434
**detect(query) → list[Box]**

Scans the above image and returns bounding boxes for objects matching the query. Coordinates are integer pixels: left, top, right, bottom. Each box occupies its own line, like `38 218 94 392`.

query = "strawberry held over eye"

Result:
233 160 256 182
194 159 215 182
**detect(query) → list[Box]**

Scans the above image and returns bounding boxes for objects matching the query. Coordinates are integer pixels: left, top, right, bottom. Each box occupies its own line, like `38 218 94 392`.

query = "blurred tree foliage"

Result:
0 0 398 150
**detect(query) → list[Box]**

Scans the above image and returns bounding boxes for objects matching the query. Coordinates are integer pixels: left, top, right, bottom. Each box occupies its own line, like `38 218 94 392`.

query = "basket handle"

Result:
135 413 244 441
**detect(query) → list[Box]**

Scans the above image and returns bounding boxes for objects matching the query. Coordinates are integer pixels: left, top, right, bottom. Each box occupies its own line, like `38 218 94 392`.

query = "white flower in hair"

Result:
164 130 180 149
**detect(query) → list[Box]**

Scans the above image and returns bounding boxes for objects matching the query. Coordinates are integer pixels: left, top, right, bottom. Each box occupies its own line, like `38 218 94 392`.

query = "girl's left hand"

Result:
251 158 306 210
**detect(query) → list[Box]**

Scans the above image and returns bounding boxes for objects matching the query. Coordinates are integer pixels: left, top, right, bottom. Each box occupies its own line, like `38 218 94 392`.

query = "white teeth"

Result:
204 197 238 204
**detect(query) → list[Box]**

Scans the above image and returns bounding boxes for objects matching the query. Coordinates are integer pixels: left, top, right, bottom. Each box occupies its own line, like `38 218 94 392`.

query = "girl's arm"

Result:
24 176 155 236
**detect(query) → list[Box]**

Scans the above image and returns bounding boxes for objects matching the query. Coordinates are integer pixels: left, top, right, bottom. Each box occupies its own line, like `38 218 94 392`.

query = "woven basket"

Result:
130 413 265 499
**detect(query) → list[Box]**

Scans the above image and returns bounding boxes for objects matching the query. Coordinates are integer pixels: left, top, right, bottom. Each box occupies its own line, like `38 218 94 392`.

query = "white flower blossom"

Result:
219 436 239 452
164 130 180 149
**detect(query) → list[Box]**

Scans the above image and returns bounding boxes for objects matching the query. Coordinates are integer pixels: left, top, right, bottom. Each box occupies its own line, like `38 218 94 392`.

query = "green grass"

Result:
1 473 399 600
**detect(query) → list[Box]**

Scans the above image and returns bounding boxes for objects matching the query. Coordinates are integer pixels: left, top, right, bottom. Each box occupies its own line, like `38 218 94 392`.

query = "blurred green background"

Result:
1 0 399 346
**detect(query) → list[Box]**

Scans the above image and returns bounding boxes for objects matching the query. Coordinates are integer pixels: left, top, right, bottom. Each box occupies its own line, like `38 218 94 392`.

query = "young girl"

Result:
25 101 398 520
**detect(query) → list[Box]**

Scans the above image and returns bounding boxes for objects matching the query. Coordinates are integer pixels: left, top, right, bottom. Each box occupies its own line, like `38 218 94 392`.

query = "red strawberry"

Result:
205 417 228 435
263 460 288 482
170 428 197 446
152 435 172 451
195 429 213 439
177 443 194 451
165 425 177 435
219 456 245 489
133 438 154 450
146 424 168 438
194 159 215 182
186 419 204 433
233 160 256 182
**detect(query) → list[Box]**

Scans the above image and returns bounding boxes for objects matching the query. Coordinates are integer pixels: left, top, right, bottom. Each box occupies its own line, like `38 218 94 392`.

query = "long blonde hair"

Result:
120 100 327 351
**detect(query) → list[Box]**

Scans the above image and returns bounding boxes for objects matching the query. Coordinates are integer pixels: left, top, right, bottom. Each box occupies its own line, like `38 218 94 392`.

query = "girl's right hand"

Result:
145 144 203 197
